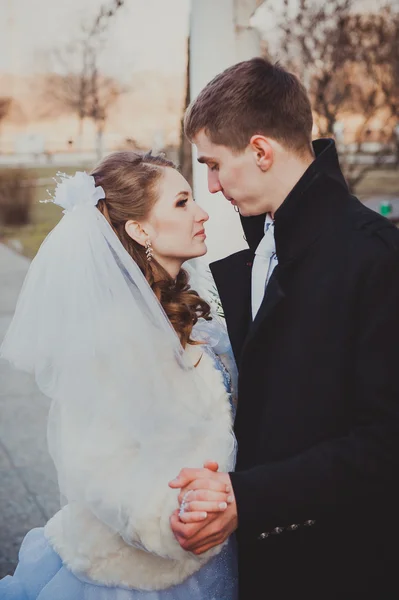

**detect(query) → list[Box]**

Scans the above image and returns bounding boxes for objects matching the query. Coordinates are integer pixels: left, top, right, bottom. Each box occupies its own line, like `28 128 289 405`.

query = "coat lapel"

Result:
210 249 253 363
243 267 285 352
211 252 286 364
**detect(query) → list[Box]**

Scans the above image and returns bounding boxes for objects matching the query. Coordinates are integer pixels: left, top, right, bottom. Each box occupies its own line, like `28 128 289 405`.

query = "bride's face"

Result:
143 167 209 267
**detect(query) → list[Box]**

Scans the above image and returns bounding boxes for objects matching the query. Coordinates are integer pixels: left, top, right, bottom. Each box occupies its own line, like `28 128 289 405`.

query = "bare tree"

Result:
350 8 399 165
262 0 354 134
0 97 11 123
88 72 123 160
0 97 12 151
42 0 125 157
261 0 399 190
42 66 90 148
346 8 399 118
331 9 399 187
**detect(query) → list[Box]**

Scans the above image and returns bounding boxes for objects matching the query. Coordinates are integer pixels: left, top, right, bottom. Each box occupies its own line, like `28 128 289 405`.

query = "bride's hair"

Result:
91 151 211 347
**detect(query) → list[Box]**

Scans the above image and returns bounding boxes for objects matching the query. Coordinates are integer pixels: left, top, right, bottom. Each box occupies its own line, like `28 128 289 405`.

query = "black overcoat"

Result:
210 139 399 599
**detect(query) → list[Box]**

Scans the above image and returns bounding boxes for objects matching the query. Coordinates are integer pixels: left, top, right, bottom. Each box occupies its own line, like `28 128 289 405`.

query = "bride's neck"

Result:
153 257 182 281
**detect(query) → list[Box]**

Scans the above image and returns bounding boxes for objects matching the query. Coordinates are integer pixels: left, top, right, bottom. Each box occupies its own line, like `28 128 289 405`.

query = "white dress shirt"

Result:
251 213 278 320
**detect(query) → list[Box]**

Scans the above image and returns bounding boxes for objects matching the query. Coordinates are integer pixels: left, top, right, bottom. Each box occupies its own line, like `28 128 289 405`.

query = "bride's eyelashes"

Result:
176 199 188 208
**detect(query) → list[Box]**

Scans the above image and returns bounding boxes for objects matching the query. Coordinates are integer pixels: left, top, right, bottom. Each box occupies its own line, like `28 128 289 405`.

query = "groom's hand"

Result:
169 467 238 554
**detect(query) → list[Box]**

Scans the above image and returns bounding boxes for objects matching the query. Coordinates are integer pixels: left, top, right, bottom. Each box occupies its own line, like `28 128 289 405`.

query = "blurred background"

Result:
0 0 398 578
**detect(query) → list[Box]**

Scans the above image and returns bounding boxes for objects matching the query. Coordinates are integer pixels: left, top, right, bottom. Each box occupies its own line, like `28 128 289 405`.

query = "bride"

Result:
0 151 238 599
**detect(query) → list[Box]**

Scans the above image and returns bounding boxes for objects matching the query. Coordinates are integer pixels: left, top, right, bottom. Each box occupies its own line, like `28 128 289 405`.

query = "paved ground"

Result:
0 244 58 578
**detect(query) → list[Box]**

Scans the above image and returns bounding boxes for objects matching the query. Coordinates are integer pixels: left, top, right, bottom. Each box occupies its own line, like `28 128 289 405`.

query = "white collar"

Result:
264 213 274 234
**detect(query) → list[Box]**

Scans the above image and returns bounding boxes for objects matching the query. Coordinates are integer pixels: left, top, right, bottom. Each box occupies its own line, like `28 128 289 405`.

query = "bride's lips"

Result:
194 229 206 238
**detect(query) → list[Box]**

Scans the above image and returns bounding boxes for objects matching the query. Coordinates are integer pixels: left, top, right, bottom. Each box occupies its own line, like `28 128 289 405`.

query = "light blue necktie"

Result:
251 220 277 319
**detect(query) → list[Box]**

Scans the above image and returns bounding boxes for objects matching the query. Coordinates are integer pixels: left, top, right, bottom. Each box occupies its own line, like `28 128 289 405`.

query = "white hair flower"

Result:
42 171 105 212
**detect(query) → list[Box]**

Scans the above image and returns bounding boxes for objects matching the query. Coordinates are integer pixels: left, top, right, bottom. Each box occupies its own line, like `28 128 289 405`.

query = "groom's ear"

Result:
249 135 273 172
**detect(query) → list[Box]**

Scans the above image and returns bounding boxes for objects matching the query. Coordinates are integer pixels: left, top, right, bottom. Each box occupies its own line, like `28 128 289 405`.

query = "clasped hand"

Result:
168 461 238 555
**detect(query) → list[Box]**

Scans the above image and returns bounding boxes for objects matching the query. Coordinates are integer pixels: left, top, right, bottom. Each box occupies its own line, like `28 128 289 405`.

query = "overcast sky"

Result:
1 0 191 79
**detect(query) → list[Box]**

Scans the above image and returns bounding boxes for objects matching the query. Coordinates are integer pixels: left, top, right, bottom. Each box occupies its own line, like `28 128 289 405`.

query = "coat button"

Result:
303 519 315 526
258 532 269 539
271 526 284 534
287 524 299 531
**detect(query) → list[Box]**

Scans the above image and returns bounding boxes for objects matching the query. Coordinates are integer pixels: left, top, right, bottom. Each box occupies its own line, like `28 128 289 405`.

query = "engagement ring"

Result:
178 491 191 519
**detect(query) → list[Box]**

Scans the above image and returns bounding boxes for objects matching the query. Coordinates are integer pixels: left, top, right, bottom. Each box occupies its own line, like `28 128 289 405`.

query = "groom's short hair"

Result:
184 57 313 155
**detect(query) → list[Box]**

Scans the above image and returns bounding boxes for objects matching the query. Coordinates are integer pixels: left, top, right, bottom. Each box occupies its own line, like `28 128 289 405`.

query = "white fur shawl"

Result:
45 345 236 590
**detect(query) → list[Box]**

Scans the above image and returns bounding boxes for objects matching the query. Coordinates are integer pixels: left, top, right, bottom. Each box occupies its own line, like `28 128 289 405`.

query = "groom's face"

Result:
193 130 266 217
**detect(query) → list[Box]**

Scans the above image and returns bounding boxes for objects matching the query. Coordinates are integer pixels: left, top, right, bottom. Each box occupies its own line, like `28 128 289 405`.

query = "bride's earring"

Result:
145 239 154 262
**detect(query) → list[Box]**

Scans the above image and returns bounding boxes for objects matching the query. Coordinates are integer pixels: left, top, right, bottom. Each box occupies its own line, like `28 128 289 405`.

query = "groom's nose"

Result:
207 170 222 194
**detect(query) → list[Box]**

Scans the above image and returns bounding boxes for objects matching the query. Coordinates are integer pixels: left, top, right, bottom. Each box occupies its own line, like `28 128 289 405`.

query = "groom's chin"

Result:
239 206 265 218
237 207 250 217
235 203 252 217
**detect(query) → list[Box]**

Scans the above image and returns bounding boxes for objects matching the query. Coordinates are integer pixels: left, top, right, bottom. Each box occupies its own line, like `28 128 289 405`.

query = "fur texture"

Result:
45 347 235 590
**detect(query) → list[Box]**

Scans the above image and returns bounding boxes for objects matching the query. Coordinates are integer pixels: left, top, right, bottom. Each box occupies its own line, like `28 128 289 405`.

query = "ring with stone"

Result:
179 491 191 519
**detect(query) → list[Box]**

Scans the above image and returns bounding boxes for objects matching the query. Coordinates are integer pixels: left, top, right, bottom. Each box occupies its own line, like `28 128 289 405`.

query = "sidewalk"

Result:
0 244 58 578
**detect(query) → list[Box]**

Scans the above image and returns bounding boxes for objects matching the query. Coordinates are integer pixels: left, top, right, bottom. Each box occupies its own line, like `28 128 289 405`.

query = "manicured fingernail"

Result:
200 512 207 519
219 502 227 510
225 485 231 493
227 495 234 503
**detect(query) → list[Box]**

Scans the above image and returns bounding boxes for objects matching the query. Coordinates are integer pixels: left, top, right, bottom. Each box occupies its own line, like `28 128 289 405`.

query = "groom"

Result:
169 58 399 599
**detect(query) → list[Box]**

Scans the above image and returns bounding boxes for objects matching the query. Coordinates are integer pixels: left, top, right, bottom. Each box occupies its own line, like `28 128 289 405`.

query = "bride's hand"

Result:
175 461 233 523
177 488 233 523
